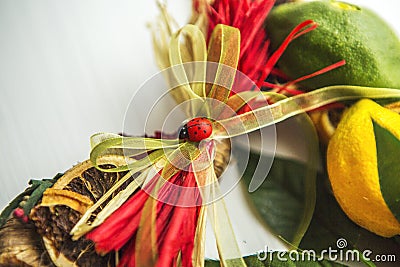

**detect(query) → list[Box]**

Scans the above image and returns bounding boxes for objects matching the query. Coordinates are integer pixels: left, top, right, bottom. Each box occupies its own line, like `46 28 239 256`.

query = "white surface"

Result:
0 0 399 258
0 0 191 206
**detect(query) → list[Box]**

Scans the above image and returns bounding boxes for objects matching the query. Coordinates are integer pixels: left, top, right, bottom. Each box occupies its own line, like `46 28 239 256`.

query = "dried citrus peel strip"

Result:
40 189 93 215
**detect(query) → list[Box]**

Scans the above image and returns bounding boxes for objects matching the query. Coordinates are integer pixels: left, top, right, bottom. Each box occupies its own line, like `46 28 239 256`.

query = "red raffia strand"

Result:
202 0 347 96
283 59 346 88
262 59 346 94
206 1 347 113
86 169 201 267
239 58 346 113
204 0 274 89
256 20 318 89
270 68 289 80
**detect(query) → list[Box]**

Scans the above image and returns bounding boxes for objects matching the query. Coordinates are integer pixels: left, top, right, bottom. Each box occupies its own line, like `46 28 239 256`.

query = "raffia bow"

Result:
69 18 400 267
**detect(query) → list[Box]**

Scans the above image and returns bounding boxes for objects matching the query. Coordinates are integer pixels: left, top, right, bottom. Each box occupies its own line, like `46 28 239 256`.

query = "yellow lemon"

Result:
327 99 400 237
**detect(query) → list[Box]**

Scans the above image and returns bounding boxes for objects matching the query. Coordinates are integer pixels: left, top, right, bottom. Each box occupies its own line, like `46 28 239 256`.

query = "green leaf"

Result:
300 171 400 265
373 120 400 222
237 152 311 244
236 146 400 266
22 179 56 215
237 114 319 247
0 173 61 227
0 187 35 227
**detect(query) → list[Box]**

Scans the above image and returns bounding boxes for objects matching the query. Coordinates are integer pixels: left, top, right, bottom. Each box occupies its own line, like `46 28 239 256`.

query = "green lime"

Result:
265 0 400 89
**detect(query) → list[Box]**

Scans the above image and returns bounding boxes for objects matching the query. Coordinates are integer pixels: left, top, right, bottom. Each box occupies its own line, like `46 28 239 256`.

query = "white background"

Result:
1 0 399 258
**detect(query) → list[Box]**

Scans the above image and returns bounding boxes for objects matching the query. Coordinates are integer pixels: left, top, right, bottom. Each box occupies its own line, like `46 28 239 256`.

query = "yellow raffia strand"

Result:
91 133 179 151
192 206 207 267
150 1 179 70
255 94 319 249
219 91 276 119
188 0 209 35
90 133 179 172
213 86 400 139
71 164 162 239
170 24 207 97
206 24 240 103
192 144 246 267
70 152 168 239
135 192 158 267
293 113 319 248
176 23 246 266
71 140 199 240
135 142 201 266
169 24 207 113
151 1 207 71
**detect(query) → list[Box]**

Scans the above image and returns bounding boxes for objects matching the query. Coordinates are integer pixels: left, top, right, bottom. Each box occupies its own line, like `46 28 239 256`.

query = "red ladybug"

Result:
179 117 213 142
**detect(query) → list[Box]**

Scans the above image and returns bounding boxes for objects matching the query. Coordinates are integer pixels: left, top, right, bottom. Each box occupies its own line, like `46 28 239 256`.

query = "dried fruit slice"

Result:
1 138 231 267
30 155 136 267
0 218 54 267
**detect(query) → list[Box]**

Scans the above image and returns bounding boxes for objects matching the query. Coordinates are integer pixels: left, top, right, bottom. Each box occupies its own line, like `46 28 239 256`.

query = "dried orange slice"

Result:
30 155 134 267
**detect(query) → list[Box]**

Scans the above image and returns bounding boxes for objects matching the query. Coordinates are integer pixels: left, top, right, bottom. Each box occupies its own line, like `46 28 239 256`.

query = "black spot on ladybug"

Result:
203 130 207 133
178 125 189 140
194 131 198 135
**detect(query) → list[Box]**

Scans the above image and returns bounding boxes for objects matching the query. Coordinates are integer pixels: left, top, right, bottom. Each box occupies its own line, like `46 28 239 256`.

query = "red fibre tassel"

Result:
204 0 344 94
86 170 202 267
206 0 275 87
86 180 153 253
156 172 200 267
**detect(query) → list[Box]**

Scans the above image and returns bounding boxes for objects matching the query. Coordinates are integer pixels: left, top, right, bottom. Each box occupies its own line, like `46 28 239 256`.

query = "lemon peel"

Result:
327 99 400 237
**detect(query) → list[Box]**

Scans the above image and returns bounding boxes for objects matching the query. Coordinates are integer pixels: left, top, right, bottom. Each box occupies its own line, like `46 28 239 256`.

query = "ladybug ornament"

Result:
179 117 213 142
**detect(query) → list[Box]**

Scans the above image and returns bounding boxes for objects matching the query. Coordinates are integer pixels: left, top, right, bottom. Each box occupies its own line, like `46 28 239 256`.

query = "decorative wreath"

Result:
1 0 400 266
